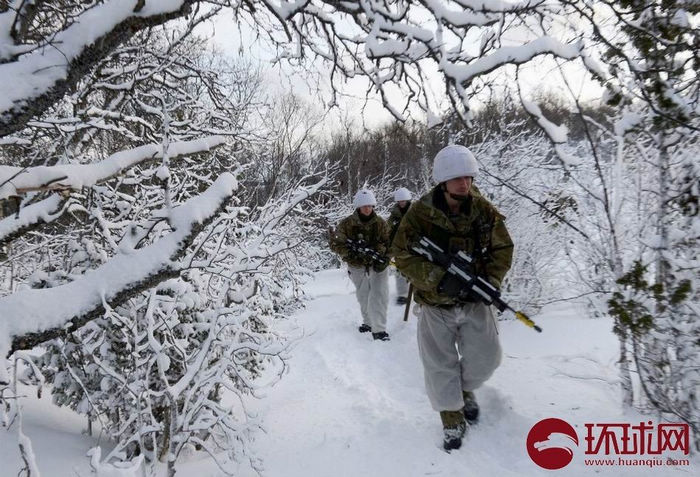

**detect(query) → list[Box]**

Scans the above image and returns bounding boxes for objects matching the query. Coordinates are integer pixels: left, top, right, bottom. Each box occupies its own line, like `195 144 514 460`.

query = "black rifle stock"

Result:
412 237 542 332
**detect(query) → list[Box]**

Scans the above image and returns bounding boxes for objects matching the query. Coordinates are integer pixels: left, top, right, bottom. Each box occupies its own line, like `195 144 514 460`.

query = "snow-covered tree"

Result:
565 1 698 441
1 3 259 474
32 173 328 474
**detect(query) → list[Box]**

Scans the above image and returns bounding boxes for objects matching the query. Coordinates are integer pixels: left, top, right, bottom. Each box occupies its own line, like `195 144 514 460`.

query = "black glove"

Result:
372 259 389 273
438 273 463 296
437 273 479 302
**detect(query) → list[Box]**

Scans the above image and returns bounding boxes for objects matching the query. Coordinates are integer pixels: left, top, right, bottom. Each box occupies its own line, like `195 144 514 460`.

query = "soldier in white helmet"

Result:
329 189 391 341
391 145 514 450
387 187 413 304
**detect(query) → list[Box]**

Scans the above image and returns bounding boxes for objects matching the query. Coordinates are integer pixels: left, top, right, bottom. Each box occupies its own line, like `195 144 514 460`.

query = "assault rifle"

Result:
412 237 542 332
346 238 388 267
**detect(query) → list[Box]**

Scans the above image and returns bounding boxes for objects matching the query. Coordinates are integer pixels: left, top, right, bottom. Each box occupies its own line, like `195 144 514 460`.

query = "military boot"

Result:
358 324 371 333
462 391 479 425
440 410 467 451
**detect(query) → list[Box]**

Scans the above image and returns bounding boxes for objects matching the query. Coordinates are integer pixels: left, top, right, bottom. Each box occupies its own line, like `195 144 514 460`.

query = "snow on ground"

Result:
0 387 98 475
1 268 697 476
241 268 697 477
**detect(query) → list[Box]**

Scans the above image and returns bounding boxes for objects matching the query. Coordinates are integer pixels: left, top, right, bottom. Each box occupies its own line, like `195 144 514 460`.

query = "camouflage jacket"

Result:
390 185 513 307
329 210 391 269
387 202 411 249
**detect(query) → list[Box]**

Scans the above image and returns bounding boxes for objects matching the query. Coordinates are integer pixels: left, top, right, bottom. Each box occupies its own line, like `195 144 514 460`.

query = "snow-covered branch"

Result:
0 136 226 200
0 0 197 137
0 194 71 249
0 173 237 384
245 0 597 122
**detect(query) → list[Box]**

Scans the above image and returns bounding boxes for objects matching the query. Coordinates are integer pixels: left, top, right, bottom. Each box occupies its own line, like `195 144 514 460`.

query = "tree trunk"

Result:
617 327 634 407
158 405 171 464
655 135 670 287
166 397 179 477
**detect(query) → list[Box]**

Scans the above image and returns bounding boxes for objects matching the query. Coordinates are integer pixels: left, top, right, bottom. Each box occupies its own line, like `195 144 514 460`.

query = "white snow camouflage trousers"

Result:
416 302 502 411
347 265 389 333
394 269 409 298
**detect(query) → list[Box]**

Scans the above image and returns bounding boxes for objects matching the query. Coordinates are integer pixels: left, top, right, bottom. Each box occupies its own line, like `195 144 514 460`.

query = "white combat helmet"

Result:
353 188 377 208
393 187 412 202
432 145 479 183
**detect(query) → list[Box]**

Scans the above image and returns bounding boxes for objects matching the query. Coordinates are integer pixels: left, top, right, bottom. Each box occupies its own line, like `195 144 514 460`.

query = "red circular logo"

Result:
526 418 579 470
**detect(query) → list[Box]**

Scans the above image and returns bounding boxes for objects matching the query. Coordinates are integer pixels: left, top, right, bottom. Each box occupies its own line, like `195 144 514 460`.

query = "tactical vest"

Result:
420 190 496 276
345 215 384 246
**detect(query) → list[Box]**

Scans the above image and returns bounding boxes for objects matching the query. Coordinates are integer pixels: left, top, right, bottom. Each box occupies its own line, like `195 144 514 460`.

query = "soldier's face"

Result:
397 200 409 208
358 205 374 216
445 176 473 195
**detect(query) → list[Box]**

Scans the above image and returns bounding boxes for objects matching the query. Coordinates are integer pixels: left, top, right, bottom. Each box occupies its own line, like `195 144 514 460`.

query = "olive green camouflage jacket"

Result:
390 185 513 307
387 202 411 249
329 210 391 269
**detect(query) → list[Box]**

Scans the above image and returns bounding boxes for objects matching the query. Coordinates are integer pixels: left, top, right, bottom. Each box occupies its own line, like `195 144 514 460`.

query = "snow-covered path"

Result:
244 269 696 477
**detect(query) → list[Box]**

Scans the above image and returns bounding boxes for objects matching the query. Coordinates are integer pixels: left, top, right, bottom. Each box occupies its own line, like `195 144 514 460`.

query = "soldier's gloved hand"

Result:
437 273 467 298
372 259 389 273
438 273 484 302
